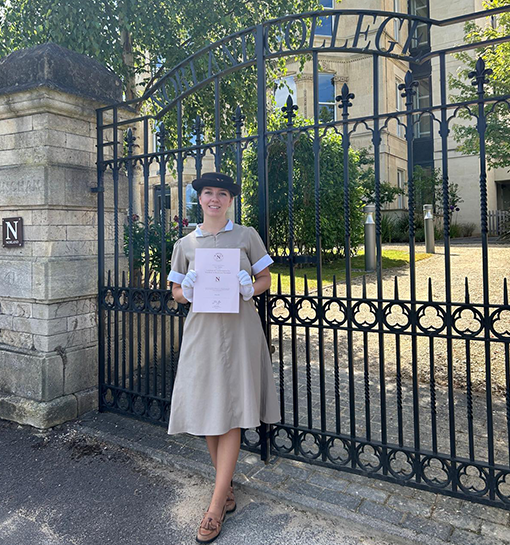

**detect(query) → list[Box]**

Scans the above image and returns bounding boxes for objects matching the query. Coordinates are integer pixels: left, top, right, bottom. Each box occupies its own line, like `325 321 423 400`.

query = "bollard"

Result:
423 204 435 254
364 204 376 272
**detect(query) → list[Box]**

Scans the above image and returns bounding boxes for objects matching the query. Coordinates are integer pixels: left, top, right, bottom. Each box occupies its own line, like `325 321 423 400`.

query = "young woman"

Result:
167 172 280 543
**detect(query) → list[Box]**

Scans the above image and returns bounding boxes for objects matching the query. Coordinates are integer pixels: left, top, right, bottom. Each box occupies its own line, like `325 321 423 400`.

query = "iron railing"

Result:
95 7 510 508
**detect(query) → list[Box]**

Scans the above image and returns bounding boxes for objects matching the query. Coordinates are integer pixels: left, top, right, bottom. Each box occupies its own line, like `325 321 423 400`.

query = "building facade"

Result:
142 0 509 233
275 0 510 227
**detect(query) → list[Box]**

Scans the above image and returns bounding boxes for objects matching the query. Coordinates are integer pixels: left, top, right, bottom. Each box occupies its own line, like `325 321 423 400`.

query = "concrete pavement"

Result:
0 417 401 545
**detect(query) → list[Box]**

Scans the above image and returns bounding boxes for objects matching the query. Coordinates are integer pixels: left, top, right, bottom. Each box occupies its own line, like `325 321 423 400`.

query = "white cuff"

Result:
168 270 186 284
251 254 273 275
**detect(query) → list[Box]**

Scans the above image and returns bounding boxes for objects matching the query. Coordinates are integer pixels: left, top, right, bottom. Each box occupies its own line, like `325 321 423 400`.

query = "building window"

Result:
317 0 334 36
395 80 404 138
397 169 406 209
318 73 335 123
413 78 432 138
186 183 200 224
274 76 297 110
409 0 429 50
394 0 400 42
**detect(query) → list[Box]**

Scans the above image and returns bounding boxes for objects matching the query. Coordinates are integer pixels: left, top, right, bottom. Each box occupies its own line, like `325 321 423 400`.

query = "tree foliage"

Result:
0 0 319 132
411 166 463 222
449 0 510 169
241 111 398 258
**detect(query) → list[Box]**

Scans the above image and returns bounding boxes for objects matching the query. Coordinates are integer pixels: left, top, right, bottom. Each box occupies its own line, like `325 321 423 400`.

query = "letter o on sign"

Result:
284 19 307 51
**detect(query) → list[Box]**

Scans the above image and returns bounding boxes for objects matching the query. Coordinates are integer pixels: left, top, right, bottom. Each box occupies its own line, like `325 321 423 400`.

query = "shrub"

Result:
241 111 397 258
500 219 510 241
411 166 464 223
460 222 476 237
449 223 462 239
380 213 432 243
123 214 186 286
381 215 397 243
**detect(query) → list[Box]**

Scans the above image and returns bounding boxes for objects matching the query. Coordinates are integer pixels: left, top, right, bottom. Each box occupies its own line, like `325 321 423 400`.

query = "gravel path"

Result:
269 240 510 466
272 240 510 393
356 240 510 305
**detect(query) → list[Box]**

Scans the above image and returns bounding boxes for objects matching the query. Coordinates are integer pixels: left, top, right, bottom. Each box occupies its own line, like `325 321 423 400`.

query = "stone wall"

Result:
0 43 126 428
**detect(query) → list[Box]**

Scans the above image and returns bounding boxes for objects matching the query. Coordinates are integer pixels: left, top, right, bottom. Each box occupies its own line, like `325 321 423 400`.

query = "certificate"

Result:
192 248 240 313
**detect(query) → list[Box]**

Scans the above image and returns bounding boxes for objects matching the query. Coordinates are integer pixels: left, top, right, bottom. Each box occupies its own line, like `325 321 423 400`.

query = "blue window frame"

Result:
318 73 335 123
316 0 334 37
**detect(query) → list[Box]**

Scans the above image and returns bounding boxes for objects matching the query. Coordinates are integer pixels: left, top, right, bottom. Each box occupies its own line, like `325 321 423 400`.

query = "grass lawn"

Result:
270 249 431 294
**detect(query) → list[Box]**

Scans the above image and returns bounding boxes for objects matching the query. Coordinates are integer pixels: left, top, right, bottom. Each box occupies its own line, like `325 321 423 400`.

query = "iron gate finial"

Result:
336 83 355 119
282 94 298 126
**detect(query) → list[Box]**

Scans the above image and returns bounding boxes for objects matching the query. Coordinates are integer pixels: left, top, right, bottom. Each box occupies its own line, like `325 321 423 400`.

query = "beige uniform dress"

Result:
167 220 281 436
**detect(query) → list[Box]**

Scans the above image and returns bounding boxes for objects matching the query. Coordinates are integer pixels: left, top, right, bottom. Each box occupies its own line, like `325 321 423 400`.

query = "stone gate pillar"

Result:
0 43 124 428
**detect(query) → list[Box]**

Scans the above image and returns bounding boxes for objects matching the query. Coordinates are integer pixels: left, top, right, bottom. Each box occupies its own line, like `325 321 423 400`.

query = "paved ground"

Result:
73 411 510 545
0 417 408 545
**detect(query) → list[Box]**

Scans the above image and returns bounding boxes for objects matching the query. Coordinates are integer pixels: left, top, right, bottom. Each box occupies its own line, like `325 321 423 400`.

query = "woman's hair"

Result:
197 187 235 198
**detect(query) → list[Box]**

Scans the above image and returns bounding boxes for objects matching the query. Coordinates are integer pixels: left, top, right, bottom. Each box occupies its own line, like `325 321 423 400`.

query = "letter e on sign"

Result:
2 217 23 247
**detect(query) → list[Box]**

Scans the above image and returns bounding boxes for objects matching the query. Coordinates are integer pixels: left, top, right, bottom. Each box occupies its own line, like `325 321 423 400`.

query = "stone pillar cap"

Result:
0 43 122 104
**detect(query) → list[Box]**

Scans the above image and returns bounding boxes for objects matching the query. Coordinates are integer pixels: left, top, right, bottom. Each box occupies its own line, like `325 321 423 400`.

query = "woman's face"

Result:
198 186 233 219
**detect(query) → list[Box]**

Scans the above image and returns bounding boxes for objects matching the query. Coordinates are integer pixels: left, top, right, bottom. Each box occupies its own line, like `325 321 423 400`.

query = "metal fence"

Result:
96 7 510 509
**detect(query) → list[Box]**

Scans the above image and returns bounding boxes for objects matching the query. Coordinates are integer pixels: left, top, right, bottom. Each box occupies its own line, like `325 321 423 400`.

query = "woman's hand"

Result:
181 270 197 302
237 270 255 301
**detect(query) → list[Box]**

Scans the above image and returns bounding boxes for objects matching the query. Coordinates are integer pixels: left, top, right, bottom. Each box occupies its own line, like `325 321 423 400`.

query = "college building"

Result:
144 0 509 233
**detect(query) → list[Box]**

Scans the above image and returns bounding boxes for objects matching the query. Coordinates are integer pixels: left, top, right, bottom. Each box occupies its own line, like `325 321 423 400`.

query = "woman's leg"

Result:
205 435 220 469
206 427 241 516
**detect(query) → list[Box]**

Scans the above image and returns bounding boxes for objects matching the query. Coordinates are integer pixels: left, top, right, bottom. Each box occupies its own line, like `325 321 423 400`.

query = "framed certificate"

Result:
192 248 240 313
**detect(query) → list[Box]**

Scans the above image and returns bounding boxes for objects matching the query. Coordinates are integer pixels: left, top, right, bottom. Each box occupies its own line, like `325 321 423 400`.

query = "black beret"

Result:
191 172 241 196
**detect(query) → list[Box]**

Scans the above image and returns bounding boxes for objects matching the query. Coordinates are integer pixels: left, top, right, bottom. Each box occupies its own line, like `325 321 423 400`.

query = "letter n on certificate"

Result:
193 248 240 313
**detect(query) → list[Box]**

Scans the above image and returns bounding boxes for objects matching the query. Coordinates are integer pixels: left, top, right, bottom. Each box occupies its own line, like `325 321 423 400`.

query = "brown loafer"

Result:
226 483 236 513
196 503 227 544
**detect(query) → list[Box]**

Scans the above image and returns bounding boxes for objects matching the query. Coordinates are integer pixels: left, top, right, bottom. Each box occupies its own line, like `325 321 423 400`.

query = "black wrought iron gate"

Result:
96 7 510 509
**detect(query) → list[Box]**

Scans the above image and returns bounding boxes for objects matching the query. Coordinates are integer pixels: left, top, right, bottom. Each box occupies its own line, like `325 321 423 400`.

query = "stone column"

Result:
0 43 124 428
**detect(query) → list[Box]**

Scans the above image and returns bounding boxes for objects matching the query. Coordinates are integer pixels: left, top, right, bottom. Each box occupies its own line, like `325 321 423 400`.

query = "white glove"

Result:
237 270 254 301
181 270 197 302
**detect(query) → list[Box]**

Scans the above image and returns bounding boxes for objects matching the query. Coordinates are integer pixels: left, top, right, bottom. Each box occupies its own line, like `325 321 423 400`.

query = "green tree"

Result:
359 171 404 207
0 0 319 121
449 0 510 169
411 166 463 222
123 214 185 286
241 111 396 258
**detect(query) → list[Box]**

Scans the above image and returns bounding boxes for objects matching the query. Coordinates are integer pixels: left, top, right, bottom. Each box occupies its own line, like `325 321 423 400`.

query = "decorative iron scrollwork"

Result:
421 456 451 489
295 297 319 325
356 443 382 473
452 305 484 338
271 426 294 454
388 449 415 480
416 303 446 334
383 302 411 331
352 300 378 330
457 464 490 497
298 431 322 460
325 436 351 466
323 299 348 328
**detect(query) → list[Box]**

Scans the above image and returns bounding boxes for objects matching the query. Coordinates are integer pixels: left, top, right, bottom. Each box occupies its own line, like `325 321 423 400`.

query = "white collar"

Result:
195 219 234 237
